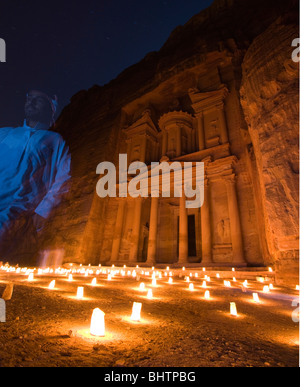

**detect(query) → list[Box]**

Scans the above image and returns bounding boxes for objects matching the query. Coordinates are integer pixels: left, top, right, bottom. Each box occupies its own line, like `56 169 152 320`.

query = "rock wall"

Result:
240 11 299 285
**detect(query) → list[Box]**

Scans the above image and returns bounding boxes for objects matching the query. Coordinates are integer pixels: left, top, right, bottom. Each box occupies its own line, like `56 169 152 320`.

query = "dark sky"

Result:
0 0 214 128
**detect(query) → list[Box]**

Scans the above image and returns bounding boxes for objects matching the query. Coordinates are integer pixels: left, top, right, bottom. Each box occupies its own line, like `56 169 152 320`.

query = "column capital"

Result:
215 102 225 111
224 174 237 185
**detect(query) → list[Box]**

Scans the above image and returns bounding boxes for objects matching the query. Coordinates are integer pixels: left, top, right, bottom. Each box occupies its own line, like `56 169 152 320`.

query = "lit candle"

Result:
139 282 145 291
268 267 273 272
107 274 112 281
76 286 84 299
90 308 105 337
151 278 157 287
147 289 153 299
230 302 237 316
296 285 300 291
202 281 207 288
204 290 210 299
91 278 97 286
263 285 270 293
243 280 248 287
131 302 142 321
28 273 34 281
252 293 260 303
189 283 194 291
48 280 55 289
168 277 173 284
216 273 220 278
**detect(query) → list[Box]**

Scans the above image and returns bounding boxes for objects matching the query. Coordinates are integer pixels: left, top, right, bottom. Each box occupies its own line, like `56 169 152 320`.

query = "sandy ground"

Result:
0 265 299 367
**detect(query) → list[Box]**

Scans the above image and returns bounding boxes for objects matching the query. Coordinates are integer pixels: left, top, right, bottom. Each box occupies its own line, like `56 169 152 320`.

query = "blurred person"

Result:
0 90 71 265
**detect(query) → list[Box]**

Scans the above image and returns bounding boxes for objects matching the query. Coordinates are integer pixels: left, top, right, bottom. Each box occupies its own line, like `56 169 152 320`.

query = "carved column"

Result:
110 200 126 263
197 112 205 151
162 131 167 157
217 103 229 144
176 126 182 157
129 197 143 263
146 196 159 265
200 178 212 263
178 193 189 264
225 175 245 264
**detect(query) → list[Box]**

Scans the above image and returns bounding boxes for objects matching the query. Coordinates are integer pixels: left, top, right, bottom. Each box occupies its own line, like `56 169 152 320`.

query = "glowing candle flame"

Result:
147 289 153 299
68 274 73 281
131 302 142 321
203 268 206 272
151 278 157 286
296 285 300 291
216 273 220 278
107 274 112 281
204 290 210 299
28 273 34 281
269 284 273 290
263 285 270 293
91 278 97 286
189 283 194 291
90 308 105 337
268 267 273 272
77 286 84 299
253 293 260 303
230 302 237 316
202 281 207 288
48 280 55 289
186 276 190 283
233 277 236 282
168 277 173 284
139 282 145 291
243 280 248 287
232 268 235 272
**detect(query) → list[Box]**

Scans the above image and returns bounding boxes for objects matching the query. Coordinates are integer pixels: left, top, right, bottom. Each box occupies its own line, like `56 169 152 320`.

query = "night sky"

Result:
0 0 214 128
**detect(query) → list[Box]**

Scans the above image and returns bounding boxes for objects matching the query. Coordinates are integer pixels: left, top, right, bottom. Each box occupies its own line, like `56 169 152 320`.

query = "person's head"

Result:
24 90 57 127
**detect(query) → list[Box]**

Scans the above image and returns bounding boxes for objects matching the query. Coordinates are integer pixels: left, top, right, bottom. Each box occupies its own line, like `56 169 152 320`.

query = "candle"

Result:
77 286 84 299
253 293 260 303
90 308 105 337
147 289 153 299
230 302 237 316
139 282 145 291
48 280 55 289
131 302 142 321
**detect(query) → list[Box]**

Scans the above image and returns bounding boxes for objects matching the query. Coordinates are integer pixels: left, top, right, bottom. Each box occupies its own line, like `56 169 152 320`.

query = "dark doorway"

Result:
177 214 197 258
188 215 197 257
